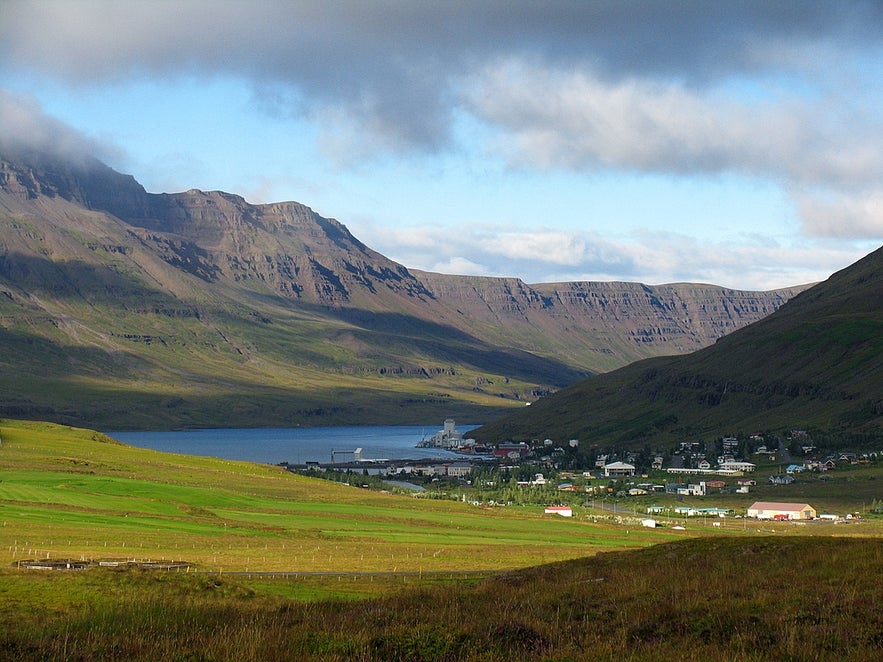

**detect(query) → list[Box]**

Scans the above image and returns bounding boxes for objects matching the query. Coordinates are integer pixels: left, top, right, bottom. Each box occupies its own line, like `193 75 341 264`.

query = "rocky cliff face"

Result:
413 272 805 370
0 149 811 428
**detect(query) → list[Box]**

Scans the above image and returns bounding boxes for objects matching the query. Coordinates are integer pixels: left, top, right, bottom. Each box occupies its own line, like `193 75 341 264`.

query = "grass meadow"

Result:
2 537 881 661
0 419 680 575
1 418 882 660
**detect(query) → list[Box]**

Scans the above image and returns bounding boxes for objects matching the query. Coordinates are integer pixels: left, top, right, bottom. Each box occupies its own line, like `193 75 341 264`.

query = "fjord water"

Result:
110 425 477 465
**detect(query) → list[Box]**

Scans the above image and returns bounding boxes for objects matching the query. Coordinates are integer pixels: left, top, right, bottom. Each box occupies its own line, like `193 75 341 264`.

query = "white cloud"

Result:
478 230 588 265
362 218 874 291
0 88 119 164
428 256 488 276
464 59 881 187
795 189 883 239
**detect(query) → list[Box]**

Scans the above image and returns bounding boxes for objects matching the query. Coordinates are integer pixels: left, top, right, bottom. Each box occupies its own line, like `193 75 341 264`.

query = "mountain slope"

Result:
472 246 883 448
0 149 806 429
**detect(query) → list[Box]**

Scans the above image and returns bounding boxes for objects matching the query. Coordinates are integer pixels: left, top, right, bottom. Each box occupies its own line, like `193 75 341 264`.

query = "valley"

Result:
0 150 805 431
2 6 882 661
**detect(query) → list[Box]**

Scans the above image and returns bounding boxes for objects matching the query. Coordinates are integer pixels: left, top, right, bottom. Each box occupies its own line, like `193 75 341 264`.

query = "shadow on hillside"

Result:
0 252 184 305
309 305 589 388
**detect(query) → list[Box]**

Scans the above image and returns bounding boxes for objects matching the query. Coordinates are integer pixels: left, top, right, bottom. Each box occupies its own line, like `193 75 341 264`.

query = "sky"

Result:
1 1 882 291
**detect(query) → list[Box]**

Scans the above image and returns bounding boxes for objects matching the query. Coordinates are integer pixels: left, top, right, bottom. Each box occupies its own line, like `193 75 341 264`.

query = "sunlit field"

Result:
0 419 686 574
2 419 882 660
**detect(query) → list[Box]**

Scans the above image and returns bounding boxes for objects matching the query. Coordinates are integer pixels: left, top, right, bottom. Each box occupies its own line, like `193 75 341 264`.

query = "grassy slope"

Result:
0 266 529 429
0 197 550 429
2 536 881 660
474 245 883 448
0 419 679 573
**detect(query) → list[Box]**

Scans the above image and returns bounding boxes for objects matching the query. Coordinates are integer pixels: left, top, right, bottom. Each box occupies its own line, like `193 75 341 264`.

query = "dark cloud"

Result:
3 1 882 241
1 1 880 153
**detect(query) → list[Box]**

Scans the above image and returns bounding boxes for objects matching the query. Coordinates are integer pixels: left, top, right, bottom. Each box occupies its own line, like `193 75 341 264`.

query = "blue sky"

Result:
1 1 882 290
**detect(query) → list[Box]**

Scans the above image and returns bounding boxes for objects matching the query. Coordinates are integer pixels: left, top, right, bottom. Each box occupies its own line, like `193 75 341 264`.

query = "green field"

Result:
2 418 882 660
2 536 880 661
0 419 685 574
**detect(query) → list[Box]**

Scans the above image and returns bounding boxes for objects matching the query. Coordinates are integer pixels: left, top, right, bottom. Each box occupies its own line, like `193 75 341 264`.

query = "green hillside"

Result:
473 245 883 449
3 535 880 660
0 418 674 573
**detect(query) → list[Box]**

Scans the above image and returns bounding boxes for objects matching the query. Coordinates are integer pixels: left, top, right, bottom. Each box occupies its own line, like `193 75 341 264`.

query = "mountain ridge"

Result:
0 149 808 429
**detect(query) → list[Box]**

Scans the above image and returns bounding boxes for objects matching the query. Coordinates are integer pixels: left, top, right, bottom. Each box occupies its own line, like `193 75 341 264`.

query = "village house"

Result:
443 462 472 479
604 461 636 477
768 474 794 485
667 481 706 496
718 460 756 473
680 482 707 496
695 507 734 517
494 443 529 460
516 473 549 487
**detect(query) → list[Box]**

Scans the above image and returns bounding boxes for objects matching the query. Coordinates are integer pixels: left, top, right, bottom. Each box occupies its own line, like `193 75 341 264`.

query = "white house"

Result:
604 461 636 477
444 462 472 478
676 481 707 496
718 461 756 473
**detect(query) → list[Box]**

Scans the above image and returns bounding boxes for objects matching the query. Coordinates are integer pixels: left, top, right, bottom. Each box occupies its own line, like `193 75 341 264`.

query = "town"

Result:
283 420 881 523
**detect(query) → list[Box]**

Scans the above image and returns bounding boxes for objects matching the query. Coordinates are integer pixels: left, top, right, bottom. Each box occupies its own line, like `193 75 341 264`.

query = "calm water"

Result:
109 425 478 465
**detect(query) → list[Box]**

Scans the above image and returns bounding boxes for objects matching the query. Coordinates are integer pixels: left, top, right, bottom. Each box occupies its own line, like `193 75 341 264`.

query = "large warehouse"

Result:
747 502 817 520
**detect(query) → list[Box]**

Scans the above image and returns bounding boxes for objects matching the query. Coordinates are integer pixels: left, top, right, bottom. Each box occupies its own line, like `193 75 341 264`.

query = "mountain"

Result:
0 149 806 430
472 246 883 449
